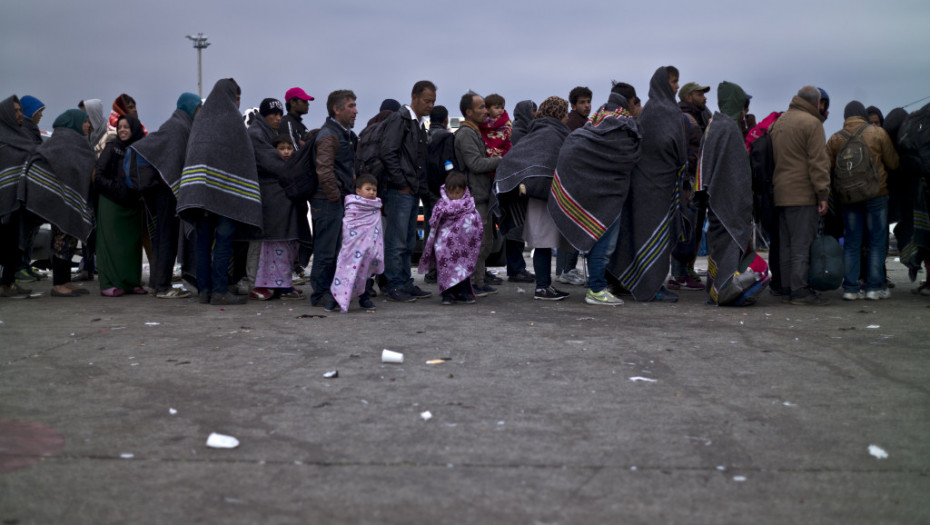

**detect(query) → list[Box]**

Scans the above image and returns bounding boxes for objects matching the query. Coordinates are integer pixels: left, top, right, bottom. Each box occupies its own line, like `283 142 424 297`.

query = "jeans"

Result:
195 214 237 295
586 220 620 292
842 195 888 293
309 197 344 304
382 189 418 292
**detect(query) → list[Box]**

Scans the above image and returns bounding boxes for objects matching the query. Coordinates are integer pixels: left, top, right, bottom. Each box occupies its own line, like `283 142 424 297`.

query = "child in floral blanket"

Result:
417 172 483 305
329 174 384 312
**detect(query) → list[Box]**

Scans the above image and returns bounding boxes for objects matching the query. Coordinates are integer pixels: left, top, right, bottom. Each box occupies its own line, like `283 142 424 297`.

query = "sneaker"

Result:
323 298 339 312
386 289 417 303
787 293 830 306
455 291 476 304
686 266 704 283
279 288 306 300
409 285 432 299
559 269 586 286
211 292 248 305
879 288 891 299
156 288 192 299
15 269 38 282
72 270 93 282
0 284 30 298
292 275 311 286
666 278 682 291
534 286 569 301
677 275 704 291
424 269 438 284
653 286 679 303
842 291 860 301
485 271 503 285
865 290 888 301
440 293 455 305
508 270 536 283
585 288 624 306
359 296 377 310
249 287 274 301
473 284 498 297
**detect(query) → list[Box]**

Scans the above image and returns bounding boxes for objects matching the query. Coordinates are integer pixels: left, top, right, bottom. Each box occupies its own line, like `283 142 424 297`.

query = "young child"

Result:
480 93 512 158
329 174 384 312
417 172 483 304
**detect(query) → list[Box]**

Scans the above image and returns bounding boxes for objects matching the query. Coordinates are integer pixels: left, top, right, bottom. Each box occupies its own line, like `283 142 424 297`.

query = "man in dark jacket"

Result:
281 87 314 151
380 81 436 303
310 90 358 309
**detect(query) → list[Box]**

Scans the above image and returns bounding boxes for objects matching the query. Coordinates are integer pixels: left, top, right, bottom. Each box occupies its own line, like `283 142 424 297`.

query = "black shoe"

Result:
440 293 455 305
199 291 211 304
359 296 376 311
409 285 432 299
653 286 679 303
786 293 830 306
484 271 503 285
424 269 437 284
210 292 247 305
386 289 417 303
508 271 535 283
455 292 476 304
473 284 498 297
534 286 569 301
323 299 339 312
366 278 378 298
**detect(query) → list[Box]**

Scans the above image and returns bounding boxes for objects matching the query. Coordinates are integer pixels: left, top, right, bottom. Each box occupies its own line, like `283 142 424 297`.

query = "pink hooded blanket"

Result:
331 195 384 312
417 186 483 292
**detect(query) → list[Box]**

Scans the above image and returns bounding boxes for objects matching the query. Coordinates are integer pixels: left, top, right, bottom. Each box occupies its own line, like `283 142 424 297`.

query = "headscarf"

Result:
536 96 568 121
866 105 884 126
0 95 34 150
52 109 89 136
82 99 108 146
843 101 869 120
510 100 535 146
19 96 45 119
95 115 145 204
114 115 145 149
1 95 37 219
717 81 747 122
112 94 133 115
177 92 202 120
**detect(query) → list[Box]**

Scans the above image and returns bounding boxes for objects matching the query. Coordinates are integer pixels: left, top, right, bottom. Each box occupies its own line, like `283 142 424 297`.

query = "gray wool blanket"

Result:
697 112 754 304
0 96 37 220
611 67 688 301
510 100 535 146
244 116 302 241
131 109 193 189
495 116 570 199
22 128 96 241
548 97 642 253
178 79 262 232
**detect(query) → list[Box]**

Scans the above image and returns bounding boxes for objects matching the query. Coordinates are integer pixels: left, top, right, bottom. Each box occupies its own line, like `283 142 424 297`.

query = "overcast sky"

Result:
3 0 929 138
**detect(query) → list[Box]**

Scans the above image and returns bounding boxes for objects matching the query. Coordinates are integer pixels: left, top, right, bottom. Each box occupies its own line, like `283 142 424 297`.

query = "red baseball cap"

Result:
285 87 314 101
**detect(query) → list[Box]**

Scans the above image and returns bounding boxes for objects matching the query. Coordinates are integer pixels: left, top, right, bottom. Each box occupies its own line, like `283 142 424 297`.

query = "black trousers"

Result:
143 183 181 293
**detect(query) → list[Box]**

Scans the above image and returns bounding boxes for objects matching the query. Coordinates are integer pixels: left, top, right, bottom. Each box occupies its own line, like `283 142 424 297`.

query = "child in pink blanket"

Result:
330 174 384 312
417 172 483 305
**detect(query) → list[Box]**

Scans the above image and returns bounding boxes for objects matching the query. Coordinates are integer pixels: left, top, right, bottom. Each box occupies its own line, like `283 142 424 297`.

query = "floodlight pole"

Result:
185 33 211 98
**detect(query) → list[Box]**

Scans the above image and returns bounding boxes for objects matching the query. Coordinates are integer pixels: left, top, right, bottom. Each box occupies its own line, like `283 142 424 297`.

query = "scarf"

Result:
495 116 570 199
696 112 759 305
549 98 641 253
22 115 96 241
611 67 688 301
479 110 512 158
0 95 37 220
510 100 535 146
331 195 385 312
418 186 483 292
178 78 262 231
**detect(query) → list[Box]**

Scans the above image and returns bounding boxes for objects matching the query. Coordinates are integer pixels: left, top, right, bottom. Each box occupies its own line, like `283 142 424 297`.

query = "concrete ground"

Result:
1 256 928 524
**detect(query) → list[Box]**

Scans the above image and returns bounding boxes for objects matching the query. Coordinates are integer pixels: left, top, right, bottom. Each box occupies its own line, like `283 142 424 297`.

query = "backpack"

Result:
278 128 320 202
808 220 844 291
748 116 780 224
832 124 880 204
897 102 930 176
354 117 392 193
426 130 458 195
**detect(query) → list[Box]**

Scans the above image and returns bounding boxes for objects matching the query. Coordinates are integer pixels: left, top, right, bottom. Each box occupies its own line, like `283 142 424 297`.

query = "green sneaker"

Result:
585 288 623 306
15 269 38 282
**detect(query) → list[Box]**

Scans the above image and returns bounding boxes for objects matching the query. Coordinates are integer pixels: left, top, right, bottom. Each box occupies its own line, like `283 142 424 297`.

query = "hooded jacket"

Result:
770 96 830 206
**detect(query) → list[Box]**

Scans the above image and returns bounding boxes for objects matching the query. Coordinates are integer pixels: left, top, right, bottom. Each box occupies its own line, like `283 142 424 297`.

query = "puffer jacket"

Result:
770 96 831 206
825 116 900 197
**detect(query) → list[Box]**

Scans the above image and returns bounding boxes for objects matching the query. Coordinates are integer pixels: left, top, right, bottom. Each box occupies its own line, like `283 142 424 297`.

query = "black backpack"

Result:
897 102 930 175
354 117 392 193
278 128 320 202
832 124 880 204
426 130 459 195
809 219 844 291
749 128 776 223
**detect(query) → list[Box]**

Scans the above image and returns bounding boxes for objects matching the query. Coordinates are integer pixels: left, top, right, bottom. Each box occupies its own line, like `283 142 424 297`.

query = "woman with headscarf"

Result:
611 66 688 303
22 109 96 297
93 115 147 297
0 95 38 298
497 96 573 300
82 99 109 156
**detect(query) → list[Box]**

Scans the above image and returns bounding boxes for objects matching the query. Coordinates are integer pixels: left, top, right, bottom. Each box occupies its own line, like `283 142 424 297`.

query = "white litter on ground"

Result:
868 444 888 459
629 377 657 383
120 453 134 459
420 411 432 421
783 402 797 407
516 288 525 294
866 325 880 329
716 466 726 471
145 322 160 326
169 408 178 415
206 433 240 449
733 476 747 482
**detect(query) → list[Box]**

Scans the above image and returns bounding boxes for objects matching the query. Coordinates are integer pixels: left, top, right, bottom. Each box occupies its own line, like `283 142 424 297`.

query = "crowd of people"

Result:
2 66 929 310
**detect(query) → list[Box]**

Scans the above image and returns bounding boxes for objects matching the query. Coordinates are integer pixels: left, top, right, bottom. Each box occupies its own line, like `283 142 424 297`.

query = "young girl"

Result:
329 174 384 312
418 172 483 304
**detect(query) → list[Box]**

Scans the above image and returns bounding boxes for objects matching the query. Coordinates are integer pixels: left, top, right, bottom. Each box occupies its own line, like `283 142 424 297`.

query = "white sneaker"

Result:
585 288 624 306
879 288 891 299
559 269 586 286
842 291 860 301
864 290 885 301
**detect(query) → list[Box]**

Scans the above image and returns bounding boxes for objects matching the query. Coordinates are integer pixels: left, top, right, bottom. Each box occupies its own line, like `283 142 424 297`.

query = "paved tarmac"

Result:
1 256 929 524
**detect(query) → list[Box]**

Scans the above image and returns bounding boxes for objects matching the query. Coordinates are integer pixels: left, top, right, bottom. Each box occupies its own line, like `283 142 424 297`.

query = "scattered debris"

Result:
426 358 452 365
169 408 178 415
868 444 888 459
516 287 526 294
382 349 404 364
783 402 797 407
296 314 326 319
733 476 747 482
576 317 595 321
145 322 160 326
420 411 432 421
716 466 726 471
206 433 240 449
323 370 339 379
120 453 134 459
866 325 880 329
629 377 657 383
